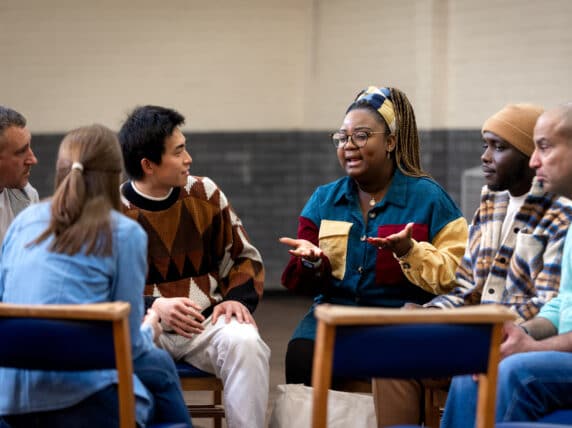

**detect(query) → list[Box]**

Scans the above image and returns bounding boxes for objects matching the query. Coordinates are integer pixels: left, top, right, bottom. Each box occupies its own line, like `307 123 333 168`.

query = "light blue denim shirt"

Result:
538 226 572 334
0 201 153 425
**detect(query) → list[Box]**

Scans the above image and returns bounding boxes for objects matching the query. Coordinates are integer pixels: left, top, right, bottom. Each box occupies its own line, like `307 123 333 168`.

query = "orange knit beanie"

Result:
482 104 544 156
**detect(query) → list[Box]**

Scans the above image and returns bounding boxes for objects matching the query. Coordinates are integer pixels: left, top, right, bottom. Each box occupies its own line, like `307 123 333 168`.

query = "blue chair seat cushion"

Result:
150 424 190 428
496 424 572 428
538 409 572 424
175 362 214 378
495 409 572 427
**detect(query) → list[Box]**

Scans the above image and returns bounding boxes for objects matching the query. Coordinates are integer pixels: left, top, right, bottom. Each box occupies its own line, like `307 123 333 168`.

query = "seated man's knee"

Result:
498 352 539 386
216 319 269 359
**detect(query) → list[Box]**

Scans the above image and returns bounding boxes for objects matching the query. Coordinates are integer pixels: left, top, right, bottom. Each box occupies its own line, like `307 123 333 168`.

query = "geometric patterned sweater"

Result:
120 176 265 317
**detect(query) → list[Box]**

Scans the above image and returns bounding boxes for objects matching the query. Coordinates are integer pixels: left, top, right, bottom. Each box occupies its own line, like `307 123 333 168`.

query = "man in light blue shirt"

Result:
442 103 572 426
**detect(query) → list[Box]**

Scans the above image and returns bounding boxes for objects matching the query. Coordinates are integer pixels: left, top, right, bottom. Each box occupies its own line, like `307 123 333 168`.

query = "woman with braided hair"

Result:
279 86 468 424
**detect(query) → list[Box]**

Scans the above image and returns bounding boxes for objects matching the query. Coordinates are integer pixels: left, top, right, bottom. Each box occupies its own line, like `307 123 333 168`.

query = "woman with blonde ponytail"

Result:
34 125 122 255
0 125 192 427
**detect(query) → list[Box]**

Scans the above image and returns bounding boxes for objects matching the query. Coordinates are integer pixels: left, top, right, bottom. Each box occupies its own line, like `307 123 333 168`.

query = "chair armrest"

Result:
0 301 130 321
314 304 516 326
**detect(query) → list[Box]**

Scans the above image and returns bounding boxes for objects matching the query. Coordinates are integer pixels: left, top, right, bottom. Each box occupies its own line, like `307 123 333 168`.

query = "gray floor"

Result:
187 292 314 428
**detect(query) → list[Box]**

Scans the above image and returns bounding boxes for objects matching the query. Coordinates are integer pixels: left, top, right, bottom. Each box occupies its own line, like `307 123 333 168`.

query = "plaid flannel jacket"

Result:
428 179 572 322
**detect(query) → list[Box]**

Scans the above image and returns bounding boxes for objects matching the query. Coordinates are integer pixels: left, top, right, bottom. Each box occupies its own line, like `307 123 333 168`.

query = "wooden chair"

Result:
177 362 225 428
0 301 186 428
311 304 516 428
422 377 450 427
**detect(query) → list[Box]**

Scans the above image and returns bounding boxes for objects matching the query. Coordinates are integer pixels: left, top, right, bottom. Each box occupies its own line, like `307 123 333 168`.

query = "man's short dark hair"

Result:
0 106 26 139
118 105 185 180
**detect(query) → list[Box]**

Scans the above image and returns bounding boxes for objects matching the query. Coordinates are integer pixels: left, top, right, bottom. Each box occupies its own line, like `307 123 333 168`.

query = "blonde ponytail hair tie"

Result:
71 162 84 173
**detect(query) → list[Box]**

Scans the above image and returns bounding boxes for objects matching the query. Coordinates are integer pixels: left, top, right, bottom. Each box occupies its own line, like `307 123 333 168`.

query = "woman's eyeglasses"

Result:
330 131 386 149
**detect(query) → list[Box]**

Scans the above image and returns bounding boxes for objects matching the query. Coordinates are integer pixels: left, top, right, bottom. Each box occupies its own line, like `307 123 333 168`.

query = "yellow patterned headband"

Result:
352 86 396 134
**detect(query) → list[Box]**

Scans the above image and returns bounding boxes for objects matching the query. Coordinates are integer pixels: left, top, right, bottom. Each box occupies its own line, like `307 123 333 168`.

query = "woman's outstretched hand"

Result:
366 222 414 257
279 237 323 261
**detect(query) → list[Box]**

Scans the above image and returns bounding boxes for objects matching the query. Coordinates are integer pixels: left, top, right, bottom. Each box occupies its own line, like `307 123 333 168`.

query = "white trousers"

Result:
159 316 271 428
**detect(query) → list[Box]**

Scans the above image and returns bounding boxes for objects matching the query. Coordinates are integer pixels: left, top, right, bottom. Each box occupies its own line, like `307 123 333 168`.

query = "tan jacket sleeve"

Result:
397 217 468 295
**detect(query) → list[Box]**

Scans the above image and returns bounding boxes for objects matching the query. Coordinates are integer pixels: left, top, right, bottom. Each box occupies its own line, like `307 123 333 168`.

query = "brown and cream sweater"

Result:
120 176 264 316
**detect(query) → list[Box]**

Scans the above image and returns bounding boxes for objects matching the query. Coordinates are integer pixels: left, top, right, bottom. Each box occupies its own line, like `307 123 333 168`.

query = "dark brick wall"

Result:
30 129 483 290
419 129 484 203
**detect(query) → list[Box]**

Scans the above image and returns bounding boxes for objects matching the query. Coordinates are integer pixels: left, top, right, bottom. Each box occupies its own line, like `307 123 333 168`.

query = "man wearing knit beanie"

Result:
482 103 544 156
376 104 572 427
479 103 543 194
435 105 572 427
426 102 569 317
462 104 572 425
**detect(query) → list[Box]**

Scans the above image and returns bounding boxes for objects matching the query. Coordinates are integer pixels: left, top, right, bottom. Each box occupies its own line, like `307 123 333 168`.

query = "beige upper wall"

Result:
2 0 571 132
447 0 572 128
303 0 420 130
1 0 311 132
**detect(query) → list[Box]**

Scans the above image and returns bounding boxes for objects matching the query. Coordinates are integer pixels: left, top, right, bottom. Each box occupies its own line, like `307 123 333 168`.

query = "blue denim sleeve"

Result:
0 215 21 301
111 215 151 359
0 248 4 301
0 260 4 301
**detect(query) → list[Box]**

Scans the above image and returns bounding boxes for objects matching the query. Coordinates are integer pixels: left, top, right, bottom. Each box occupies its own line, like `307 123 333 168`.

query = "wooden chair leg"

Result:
179 374 225 427
312 321 336 428
424 385 442 428
214 389 222 428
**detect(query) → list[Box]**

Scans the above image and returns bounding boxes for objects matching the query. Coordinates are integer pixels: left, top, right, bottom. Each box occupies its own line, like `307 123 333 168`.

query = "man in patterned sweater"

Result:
118 105 270 428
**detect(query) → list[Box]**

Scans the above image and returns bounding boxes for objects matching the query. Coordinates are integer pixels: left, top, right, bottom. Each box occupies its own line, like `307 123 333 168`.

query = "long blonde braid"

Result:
389 88 430 178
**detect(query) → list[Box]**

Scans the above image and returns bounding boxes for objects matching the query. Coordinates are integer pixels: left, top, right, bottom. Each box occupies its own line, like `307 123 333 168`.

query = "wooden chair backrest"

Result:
0 302 135 428
311 304 516 428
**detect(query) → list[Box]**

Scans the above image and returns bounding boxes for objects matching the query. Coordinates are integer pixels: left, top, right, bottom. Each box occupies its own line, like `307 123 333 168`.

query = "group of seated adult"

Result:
1 91 572 427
